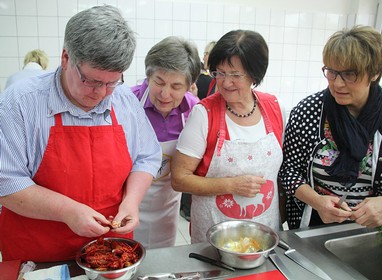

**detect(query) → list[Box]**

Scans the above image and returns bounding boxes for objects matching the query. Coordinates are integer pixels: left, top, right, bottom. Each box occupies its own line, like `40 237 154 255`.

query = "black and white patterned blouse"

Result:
279 89 382 229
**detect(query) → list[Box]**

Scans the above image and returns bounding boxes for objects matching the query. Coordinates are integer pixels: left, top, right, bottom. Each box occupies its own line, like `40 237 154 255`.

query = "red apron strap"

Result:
110 107 118 126
206 79 216 97
216 97 226 156
54 114 63 127
255 94 274 134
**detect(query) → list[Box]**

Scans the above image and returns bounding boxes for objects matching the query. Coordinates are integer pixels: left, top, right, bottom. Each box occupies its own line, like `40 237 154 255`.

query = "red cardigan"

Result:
195 91 283 177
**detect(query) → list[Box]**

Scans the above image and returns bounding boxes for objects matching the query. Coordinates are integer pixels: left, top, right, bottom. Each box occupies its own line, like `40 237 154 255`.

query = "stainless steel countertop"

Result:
133 223 376 280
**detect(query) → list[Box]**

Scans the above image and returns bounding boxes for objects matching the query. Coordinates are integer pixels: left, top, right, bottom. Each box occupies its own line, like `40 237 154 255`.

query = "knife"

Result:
189 252 236 272
268 250 293 280
336 193 348 209
278 240 332 280
137 269 231 280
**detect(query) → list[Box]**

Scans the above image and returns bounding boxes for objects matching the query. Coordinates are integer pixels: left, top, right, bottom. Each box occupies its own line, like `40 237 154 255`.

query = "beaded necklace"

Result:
226 99 257 118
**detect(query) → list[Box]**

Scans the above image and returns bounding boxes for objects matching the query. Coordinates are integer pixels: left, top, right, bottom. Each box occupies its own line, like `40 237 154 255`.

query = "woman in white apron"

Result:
172 30 285 243
130 36 201 248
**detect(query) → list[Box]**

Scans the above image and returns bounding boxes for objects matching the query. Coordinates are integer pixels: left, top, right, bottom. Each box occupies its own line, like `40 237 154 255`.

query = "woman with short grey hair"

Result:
0 5 161 261
131 36 201 248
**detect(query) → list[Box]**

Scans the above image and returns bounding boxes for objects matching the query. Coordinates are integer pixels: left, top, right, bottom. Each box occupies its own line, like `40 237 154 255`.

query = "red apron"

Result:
0 109 133 262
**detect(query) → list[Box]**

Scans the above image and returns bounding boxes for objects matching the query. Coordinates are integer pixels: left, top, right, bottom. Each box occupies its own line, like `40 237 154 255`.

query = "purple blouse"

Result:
130 79 199 142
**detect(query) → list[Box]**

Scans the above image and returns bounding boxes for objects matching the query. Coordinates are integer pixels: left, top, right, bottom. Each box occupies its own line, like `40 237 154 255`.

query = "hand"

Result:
351 197 382 228
109 205 140 234
230 175 266 197
313 195 352 224
63 203 111 237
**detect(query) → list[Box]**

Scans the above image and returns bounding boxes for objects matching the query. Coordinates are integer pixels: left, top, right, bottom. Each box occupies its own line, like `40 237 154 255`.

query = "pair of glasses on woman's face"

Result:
75 65 124 88
322 66 358 83
210 71 247 82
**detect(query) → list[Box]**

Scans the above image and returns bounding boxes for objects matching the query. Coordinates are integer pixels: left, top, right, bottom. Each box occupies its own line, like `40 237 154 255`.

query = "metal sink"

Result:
324 231 382 280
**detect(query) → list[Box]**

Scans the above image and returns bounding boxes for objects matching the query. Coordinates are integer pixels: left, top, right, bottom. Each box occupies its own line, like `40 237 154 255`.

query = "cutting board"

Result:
0 259 22 280
228 269 286 280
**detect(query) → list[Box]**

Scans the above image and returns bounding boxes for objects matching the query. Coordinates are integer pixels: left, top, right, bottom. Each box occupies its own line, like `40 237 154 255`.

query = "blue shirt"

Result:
0 67 162 196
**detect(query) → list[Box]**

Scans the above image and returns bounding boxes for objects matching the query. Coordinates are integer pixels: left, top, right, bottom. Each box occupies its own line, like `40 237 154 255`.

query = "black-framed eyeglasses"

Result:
75 65 124 88
210 71 247 81
322 66 358 83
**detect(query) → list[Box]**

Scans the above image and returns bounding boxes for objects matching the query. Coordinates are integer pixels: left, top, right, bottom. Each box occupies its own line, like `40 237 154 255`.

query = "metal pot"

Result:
206 220 279 269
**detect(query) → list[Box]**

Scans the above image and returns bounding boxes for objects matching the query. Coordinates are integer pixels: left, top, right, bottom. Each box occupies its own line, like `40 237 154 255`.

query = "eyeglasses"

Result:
75 65 124 88
322 66 358 83
210 71 247 81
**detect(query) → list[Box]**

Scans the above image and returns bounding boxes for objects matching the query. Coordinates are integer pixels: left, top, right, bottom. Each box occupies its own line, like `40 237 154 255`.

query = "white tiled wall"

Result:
0 0 379 112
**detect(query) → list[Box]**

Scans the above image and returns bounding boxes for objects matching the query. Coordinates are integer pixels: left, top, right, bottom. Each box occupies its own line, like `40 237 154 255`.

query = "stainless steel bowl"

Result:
76 237 145 280
206 220 279 269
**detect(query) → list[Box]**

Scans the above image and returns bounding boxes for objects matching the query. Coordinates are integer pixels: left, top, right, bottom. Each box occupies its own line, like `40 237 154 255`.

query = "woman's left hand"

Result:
351 197 382 228
109 206 140 234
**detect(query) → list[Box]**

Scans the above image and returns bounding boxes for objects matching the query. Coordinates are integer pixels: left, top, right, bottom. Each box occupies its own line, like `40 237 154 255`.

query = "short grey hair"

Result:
145 36 201 86
63 5 136 72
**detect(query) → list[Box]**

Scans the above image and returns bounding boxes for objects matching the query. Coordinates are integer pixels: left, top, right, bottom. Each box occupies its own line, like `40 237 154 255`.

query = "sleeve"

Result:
278 103 310 201
176 104 208 159
113 86 162 178
0 93 36 196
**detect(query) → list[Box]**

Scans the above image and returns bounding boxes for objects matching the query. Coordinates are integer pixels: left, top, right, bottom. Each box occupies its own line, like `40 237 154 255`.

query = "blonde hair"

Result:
204 41 216 55
323 25 382 83
23 49 49 70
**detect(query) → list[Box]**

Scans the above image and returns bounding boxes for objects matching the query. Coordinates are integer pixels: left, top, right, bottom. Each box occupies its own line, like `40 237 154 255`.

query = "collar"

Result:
47 67 111 118
23 62 43 70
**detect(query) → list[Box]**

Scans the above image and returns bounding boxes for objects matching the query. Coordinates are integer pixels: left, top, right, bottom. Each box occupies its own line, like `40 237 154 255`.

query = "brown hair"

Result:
323 25 382 84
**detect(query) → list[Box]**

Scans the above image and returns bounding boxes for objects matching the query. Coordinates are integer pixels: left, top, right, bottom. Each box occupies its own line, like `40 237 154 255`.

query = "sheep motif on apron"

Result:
191 98 282 244
134 87 184 248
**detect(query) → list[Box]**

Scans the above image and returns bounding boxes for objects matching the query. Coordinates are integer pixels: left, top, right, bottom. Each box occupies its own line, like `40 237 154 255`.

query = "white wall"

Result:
0 0 379 112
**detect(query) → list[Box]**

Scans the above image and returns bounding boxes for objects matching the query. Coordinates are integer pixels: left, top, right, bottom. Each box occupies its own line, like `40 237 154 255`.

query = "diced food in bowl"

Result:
222 237 262 253
206 220 279 269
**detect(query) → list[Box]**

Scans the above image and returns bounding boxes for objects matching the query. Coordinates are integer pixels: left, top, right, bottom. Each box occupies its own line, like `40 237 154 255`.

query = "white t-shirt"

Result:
176 104 266 159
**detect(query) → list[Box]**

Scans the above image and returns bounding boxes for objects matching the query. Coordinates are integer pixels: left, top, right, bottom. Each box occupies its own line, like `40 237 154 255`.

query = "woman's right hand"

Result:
296 184 352 224
313 195 352 224
63 203 111 237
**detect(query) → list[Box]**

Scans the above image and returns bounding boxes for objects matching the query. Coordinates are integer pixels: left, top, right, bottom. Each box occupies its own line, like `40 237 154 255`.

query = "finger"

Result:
337 208 352 217
352 200 366 211
94 215 112 227
112 220 136 234
339 202 352 212
257 178 267 184
351 207 366 220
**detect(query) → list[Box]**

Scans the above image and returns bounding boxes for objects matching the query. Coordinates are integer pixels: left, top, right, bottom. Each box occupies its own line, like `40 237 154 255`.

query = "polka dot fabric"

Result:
279 91 325 228
279 89 382 229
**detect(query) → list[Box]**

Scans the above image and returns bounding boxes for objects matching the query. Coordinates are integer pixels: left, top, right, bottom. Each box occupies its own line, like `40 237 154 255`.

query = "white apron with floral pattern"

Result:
134 88 183 248
190 106 282 243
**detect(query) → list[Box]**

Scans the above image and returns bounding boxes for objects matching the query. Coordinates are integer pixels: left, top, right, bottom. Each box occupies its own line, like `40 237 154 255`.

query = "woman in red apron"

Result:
171 30 285 243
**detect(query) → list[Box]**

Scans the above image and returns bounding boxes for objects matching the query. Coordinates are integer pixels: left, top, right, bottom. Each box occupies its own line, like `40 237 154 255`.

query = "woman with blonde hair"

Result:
5 49 49 88
23 49 49 70
280 25 382 229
